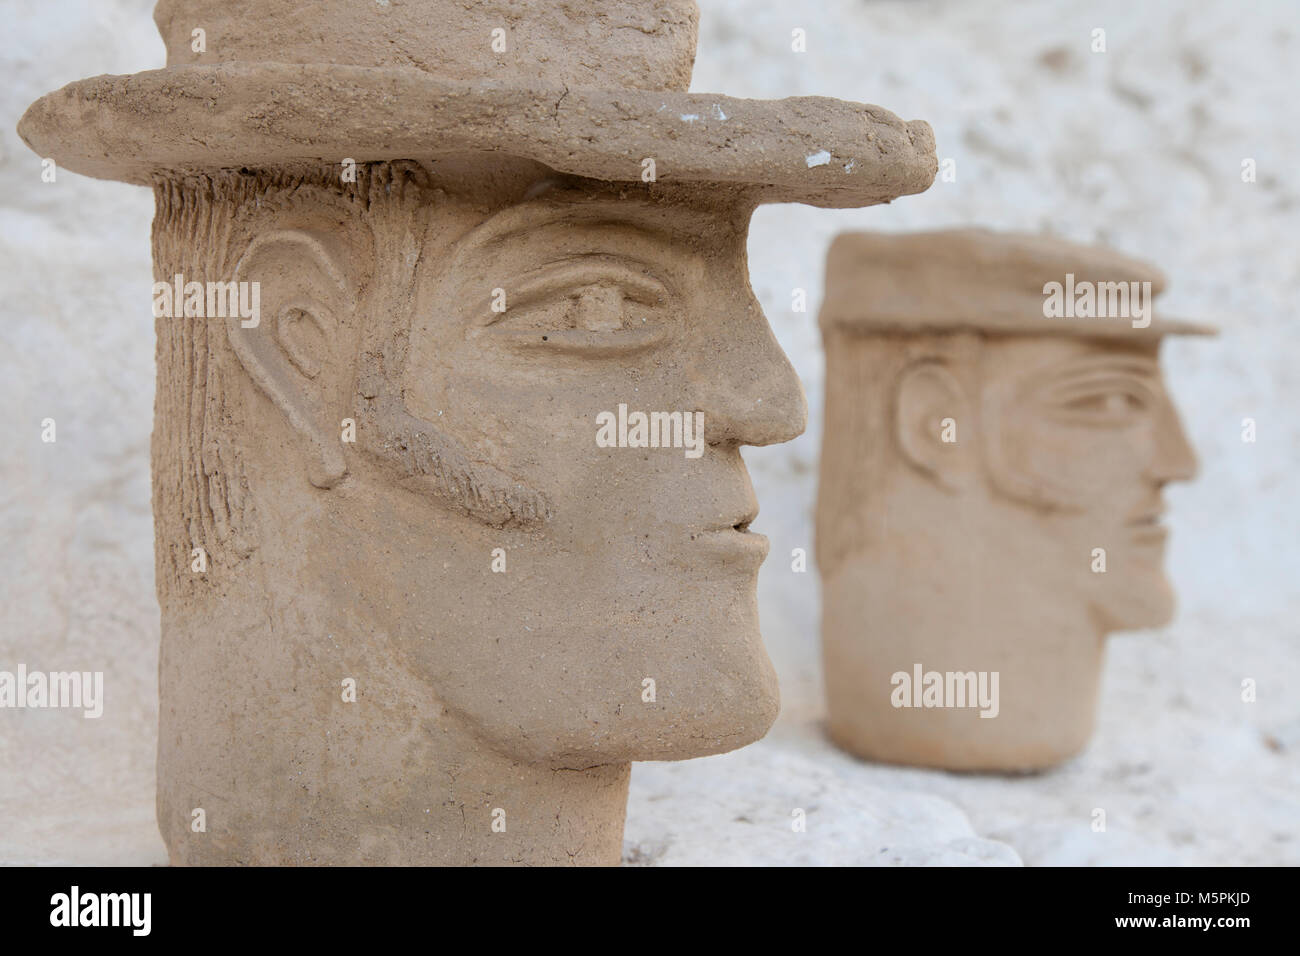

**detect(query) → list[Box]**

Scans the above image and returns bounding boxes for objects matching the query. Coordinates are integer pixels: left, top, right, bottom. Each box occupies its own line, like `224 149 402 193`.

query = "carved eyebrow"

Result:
459 201 697 262
1020 354 1159 389
1058 353 1159 373
1045 377 1159 410
471 254 672 327
488 219 691 273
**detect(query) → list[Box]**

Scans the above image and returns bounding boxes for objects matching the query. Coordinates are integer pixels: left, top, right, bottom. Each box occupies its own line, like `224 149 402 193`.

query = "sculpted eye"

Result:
1048 379 1152 424
476 259 671 355
1063 391 1143 414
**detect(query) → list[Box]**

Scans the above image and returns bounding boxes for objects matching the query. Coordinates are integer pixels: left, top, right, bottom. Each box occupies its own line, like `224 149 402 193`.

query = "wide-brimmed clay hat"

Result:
820 228 1217 339
18 0 937 208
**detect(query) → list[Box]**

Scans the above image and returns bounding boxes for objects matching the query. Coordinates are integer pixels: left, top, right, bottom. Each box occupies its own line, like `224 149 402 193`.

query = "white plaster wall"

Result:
1 0 1295 865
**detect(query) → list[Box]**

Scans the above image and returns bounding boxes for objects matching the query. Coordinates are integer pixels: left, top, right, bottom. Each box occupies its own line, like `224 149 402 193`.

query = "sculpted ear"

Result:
228 230 349 489
894 361 976 491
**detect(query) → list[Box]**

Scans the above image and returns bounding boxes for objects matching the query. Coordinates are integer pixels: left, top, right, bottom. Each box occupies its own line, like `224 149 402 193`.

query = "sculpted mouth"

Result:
694 506 767 565
718 505 759 535
1127 510 1165 528
1126 498 1167 527
1127 505 1170 544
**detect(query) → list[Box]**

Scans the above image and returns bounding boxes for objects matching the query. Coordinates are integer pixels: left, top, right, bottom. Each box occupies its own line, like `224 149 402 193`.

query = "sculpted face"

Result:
977 336 1198 630
324 184 803 766
818 233 1207 773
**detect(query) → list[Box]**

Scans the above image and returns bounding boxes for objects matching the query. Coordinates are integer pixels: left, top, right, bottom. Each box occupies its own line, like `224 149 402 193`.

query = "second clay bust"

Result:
817 229 1212 772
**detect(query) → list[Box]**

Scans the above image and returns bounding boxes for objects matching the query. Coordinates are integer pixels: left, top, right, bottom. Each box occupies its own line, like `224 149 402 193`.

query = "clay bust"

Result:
816 229 1212 772
19 0 936 863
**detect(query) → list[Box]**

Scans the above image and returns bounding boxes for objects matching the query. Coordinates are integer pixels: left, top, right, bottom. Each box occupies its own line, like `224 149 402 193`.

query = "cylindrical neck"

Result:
154 559 630 865
821 493 1105 772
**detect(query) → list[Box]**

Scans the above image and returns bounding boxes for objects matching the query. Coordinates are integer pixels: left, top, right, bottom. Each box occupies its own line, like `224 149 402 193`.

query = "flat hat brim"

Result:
820 313 1219 339
18 62 937 207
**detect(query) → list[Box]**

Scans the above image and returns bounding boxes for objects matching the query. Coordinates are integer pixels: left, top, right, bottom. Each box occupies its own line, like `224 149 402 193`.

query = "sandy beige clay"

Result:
817 229 1213 773
19 0 935 864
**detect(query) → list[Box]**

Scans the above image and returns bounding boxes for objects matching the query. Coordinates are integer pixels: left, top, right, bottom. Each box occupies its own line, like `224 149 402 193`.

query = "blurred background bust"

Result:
817 229 1212 771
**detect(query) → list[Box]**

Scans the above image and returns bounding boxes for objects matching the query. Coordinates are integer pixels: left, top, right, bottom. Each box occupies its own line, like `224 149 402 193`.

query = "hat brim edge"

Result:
820 314 1220 338
18 62 938 209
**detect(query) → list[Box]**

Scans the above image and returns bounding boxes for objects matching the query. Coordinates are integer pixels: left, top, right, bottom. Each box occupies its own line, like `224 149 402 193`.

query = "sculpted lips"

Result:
694 502 768 566
1127 500 1169 543
707 498 759 534
726 505 758 534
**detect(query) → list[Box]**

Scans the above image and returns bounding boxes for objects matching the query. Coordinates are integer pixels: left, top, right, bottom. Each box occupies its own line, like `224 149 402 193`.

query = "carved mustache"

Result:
354 349 551 529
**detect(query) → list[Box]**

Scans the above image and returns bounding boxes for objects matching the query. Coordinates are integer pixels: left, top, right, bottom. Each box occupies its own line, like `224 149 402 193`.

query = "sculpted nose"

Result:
1148 395 1199 484
690 306 808 447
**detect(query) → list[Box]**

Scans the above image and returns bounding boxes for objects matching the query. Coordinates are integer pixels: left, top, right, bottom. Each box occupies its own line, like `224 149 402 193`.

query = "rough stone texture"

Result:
3 0 1297 866
624 724 1020 865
